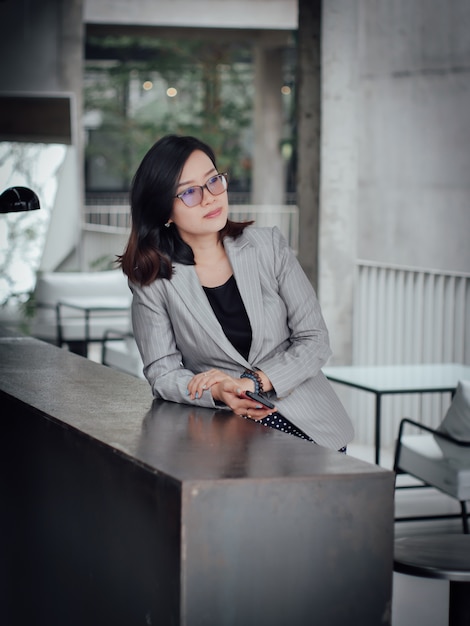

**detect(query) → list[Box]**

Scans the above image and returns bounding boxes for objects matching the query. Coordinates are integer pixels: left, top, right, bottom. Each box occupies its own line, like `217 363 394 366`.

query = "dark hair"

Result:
118 134 252 285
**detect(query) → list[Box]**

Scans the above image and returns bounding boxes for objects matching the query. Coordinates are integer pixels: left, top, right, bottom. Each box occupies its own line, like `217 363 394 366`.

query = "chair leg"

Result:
67 341 88 357
461 501 469 534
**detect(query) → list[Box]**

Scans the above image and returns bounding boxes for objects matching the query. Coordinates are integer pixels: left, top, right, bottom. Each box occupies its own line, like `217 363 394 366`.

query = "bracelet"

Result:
240 369 263 393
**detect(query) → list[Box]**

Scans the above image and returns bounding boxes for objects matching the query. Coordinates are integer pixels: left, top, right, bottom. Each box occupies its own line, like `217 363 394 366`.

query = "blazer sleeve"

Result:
250 227 332 399
130 279 220 408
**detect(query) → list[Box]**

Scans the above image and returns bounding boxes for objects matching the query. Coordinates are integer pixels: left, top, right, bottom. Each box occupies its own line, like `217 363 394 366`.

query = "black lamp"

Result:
0 187 40 213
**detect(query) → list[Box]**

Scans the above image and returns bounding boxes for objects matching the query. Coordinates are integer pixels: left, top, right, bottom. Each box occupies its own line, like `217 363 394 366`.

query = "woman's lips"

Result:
204 207 223 219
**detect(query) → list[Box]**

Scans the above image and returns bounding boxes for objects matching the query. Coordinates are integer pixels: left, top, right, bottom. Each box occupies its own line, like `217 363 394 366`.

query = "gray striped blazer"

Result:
130 226 354 450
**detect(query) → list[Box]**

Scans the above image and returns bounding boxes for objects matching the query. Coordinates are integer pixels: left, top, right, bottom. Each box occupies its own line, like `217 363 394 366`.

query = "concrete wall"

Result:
356 0 470 273
320 0 470 363
84 0 297 30
0 0 83 99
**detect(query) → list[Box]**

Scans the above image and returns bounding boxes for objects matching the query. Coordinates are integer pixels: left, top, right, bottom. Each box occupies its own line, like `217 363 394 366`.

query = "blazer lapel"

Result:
224 236 265 364
171 263 250 366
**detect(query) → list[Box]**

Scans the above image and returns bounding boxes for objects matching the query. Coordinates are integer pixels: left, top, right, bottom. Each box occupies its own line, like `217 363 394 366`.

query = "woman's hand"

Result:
187 369 277 420
187 368 232 400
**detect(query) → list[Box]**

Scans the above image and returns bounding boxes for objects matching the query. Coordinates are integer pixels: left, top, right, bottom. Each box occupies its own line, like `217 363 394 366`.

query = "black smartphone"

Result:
243 390 275 409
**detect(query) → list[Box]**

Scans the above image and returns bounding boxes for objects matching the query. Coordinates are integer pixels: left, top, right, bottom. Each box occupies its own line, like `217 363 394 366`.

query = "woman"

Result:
119 134 354 451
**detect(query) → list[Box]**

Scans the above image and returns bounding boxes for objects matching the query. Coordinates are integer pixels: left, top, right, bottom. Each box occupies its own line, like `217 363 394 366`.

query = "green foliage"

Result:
20 290 36 319
89 254 118 271
84 35 254 190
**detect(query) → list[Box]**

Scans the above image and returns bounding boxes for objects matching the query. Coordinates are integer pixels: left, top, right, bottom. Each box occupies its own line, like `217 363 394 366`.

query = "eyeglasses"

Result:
175 173 228 208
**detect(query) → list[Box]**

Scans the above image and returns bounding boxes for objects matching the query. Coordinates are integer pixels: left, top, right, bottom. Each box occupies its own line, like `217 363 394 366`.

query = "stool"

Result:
394 534 470 626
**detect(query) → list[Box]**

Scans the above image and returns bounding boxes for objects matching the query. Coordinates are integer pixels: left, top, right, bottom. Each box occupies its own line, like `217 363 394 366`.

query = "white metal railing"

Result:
350 261 470 446
83 204 299 254
83 206 132 231
229 205 299 254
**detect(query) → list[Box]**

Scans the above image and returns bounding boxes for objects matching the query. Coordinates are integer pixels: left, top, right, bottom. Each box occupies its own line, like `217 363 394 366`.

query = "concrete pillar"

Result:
58 0 85 270
318 0 358 364
252 45 285 205
296 0 321 289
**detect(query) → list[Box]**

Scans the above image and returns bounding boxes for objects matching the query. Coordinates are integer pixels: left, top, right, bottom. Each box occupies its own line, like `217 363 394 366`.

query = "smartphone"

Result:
243 390 275 409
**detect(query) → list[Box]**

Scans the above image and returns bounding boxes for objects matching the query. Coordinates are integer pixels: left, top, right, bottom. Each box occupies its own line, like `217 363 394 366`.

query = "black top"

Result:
203 275 252 360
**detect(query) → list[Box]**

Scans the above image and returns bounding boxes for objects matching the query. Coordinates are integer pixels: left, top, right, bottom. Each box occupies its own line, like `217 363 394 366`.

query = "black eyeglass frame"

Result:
174 173 229 207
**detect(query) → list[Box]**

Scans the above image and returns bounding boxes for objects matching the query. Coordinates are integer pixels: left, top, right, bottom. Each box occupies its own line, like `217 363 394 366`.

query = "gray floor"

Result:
348 443 463 626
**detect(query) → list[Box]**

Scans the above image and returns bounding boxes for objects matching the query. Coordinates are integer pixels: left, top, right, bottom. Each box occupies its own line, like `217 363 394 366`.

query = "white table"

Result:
323 363 470 464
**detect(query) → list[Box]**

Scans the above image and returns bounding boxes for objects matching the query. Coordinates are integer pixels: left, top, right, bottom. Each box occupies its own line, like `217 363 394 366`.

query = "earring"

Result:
164 222 171 228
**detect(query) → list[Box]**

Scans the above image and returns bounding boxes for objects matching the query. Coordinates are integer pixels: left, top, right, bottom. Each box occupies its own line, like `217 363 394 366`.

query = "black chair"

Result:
393 380 470 534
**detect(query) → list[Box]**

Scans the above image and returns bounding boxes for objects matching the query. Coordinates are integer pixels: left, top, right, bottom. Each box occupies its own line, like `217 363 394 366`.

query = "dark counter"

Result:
1 333 394 626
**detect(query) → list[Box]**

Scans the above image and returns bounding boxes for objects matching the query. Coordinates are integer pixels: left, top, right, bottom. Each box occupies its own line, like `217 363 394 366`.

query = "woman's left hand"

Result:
187 369 232 401
187 369 276 419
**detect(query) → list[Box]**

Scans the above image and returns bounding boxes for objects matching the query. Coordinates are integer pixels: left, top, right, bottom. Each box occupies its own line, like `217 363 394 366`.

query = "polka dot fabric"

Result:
253 412 347 453
260 413 313 441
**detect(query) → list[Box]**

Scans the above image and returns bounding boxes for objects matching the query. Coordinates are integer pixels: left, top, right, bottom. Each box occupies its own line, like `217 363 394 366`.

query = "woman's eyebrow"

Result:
177 167 217 189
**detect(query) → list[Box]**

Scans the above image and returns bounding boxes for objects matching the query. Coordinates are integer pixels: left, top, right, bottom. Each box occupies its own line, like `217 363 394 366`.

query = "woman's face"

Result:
169 149 228 244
